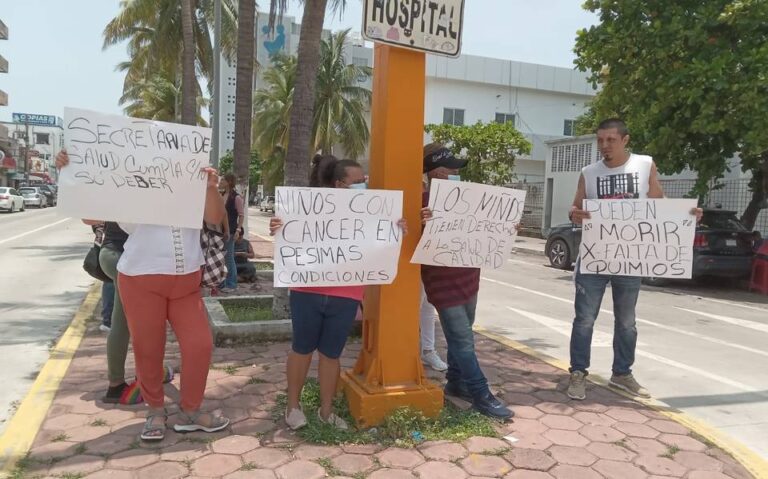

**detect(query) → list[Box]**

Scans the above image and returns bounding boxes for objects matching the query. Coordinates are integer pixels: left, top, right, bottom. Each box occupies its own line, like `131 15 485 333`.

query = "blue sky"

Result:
0 0 596 123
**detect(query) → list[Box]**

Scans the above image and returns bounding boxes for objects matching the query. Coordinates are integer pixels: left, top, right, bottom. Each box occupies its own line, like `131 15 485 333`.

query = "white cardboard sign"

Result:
57 108 211 229
273 187 404 287
411 180 526 269
580 198 698 278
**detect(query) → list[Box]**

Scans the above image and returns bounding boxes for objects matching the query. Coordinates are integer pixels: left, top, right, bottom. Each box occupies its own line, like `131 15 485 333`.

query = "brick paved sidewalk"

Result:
16 318 754 479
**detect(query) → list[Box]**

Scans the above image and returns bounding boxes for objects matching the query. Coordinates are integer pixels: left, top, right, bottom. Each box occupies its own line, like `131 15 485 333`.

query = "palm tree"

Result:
104 0 238 121
313 29 372 157
253 55 296 188
282 0 330 187
252 34 371 170
180 0 197 125
233 0 257 198
120 73 209 125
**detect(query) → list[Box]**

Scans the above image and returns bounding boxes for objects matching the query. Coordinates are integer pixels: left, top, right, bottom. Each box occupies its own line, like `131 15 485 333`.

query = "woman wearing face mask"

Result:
269 155 401 430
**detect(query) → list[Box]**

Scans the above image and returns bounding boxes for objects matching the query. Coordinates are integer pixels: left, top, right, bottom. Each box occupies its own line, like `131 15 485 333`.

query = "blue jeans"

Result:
101 281 115 327
222 238 237 289
570 270 641 376
436 296 489 399
289 290 359 359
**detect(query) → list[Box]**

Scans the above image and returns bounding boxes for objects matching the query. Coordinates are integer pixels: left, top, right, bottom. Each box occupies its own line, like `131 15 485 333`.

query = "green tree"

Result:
424 121 532 186
574 0 768 228
218 150 261 189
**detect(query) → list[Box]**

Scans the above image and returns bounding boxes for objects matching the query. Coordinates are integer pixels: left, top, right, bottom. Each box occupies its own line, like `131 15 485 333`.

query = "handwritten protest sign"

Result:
411 180 526 269
57 108 211 229
579 199 697 278
274 187 404 287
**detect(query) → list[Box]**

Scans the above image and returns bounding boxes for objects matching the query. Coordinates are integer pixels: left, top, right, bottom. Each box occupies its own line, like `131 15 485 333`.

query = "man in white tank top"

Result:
565 118 701 401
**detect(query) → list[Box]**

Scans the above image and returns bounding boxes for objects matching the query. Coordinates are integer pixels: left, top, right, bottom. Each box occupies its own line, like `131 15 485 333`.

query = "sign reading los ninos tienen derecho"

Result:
362 0 465 57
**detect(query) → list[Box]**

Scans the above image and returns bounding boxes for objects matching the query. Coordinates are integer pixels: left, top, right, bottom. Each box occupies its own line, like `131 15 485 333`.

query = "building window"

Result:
352 57 368 67
563 119 576 136
443 108 465 126
495 113 515 125
551 142 595 173
35 133 50 145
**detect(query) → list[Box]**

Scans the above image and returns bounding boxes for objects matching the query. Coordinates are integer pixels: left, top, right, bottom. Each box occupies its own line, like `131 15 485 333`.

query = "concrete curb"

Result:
475 326 768 479
512 246 545 258
0 282 100 477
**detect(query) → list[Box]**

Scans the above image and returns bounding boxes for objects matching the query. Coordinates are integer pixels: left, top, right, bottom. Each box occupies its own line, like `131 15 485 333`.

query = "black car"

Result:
38 184 57 206
545 209 757 283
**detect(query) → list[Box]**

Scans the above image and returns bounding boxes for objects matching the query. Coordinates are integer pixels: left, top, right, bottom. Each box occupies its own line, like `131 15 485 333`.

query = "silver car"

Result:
18 187 48 208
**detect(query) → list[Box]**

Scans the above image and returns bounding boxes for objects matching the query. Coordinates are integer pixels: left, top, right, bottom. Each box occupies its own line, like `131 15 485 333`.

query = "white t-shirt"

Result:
582 153 653 200
117 224 204 276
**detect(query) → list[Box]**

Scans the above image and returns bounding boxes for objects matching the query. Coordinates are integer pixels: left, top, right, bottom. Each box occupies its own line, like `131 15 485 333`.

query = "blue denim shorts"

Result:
289 290 360 359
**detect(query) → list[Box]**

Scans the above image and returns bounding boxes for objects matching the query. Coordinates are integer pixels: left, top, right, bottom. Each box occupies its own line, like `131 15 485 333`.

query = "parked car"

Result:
38 184 57 206
18 187 48 208
260 196 275 213
0 187 25 213
544 208 757 284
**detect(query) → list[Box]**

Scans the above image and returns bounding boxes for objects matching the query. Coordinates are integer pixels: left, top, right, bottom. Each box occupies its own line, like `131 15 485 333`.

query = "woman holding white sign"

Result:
270 155 406 431
56 150 230 442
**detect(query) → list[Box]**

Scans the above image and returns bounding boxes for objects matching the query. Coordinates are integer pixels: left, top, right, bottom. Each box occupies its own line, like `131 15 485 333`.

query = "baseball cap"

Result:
423 146 468 172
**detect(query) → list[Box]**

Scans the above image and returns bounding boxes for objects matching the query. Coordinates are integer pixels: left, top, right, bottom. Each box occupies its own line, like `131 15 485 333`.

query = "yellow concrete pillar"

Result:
340 44 443 428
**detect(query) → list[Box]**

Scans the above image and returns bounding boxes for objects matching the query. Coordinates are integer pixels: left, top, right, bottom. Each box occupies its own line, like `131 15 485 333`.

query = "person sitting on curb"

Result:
419 143 514 421
234 227 257 283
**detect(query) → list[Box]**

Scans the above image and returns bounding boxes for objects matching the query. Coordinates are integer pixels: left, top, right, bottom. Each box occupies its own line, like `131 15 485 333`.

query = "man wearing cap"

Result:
419 143 514 420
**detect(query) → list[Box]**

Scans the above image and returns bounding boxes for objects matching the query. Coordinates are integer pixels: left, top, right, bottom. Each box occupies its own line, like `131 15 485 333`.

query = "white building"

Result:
0 116 64 185
215 12 596 188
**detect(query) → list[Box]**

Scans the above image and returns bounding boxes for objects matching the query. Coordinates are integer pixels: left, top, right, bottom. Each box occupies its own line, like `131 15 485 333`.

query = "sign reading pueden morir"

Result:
579 198 698 279
58 108 212 229
274 187 404 287
362 0 465 57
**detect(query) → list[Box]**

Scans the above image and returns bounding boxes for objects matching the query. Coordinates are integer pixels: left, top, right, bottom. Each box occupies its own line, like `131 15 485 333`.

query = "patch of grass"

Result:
316 457 342 476
74 443 87 455
248 377 267 385
51 433 69 442
8 453 33 479
59 473 85 479
689 431 716 448
221 299 273 323
272 378 498 447
223 365 239 375
484 447 511 456
241 462 258 471
128 439 141 449
614 439 631 450
90 419 108 427
254 262 274 270
659 445 680 459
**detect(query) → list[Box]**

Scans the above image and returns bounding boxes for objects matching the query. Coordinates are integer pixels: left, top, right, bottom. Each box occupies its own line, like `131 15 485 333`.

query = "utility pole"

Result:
211 0 222 168
23 121 30 185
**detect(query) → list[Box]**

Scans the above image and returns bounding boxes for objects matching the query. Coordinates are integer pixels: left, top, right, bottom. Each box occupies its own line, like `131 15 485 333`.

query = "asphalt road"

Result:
0 207 93 434
478 254 768 459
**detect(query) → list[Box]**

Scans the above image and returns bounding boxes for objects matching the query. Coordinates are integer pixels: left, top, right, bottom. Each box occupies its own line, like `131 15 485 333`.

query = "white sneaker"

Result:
317 409 349 430
284 407 307 430
422 350 448 371
99 324 111 333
